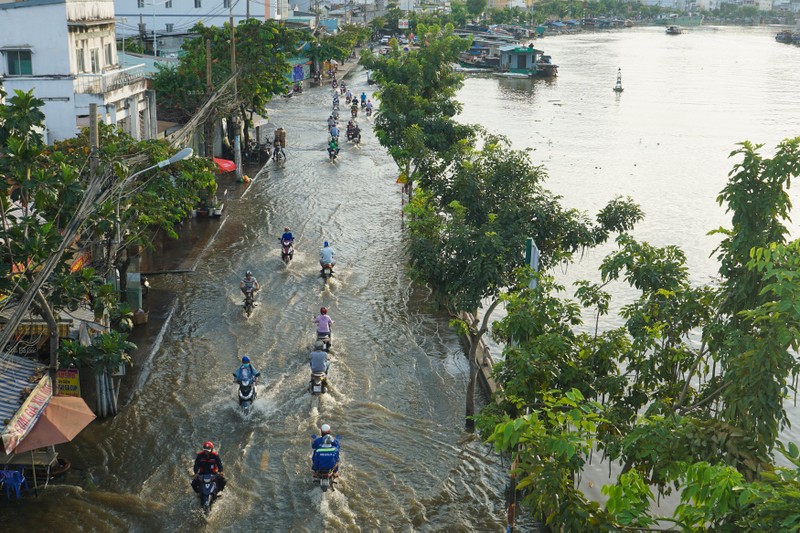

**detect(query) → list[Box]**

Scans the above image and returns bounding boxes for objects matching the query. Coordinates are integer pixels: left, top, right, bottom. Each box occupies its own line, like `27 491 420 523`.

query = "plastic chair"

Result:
1 469 29 499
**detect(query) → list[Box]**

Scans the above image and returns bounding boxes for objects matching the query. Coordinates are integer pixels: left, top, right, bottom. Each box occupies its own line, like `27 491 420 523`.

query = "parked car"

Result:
380 36 390 45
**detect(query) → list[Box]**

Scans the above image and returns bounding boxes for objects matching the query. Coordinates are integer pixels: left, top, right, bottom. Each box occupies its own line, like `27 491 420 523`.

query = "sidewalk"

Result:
117 162 263 406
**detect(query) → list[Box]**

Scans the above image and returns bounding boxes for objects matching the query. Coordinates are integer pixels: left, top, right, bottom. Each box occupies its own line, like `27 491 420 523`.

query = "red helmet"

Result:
320 307 328 314
203 441 214 451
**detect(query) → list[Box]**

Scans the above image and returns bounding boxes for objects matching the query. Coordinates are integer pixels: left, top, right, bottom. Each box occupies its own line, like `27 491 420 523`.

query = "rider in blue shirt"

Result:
360 92 367 105
280 227 294 244
233 356 261 384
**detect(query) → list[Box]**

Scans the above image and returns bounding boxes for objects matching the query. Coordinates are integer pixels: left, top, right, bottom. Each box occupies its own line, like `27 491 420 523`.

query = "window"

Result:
165 0 172 6
223 0 230 7
76 46 85 72
90 48 100 73
6 50 32 76
104 43 113 66
165 23 174 32
195 0 201 7
137 0 144 7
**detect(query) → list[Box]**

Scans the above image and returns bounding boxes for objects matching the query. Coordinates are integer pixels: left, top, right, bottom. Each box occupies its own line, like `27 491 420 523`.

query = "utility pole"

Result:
205 39 214 159
247 0 250 19
315 0 320 28
230 5 242 180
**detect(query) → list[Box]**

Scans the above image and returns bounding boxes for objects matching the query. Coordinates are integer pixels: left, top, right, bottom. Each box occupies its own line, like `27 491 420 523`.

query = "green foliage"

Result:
152 19 299 122
466 0 487 18
478 138 800 528
60 331 136 375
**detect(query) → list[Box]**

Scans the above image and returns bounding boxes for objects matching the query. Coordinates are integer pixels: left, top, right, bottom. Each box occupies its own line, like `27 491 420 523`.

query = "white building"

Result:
0 0 155 143
114 0 292 39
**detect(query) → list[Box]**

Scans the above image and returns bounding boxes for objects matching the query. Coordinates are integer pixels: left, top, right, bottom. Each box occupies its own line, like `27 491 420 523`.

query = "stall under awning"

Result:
0 355 49 453
13 396 96 454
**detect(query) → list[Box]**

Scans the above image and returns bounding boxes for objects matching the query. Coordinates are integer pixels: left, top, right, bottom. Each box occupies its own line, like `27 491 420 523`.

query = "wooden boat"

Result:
666 25 684 35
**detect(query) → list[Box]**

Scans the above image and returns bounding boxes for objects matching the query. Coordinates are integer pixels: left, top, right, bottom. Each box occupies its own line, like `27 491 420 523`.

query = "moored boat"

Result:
775 30 794 44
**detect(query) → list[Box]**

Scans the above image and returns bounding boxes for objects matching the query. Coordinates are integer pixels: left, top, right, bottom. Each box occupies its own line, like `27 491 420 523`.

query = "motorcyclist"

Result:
346 121 355 140
351 123 361 143
345 89 352 103
280 227 295 244
327 138 339 158
314 307 334 344
312 423 341 450
192 441 226 494
233 356 261 384
319 242 335 270
350 100 358 117
332 93 339 107
330 124 340 140
327 115 336 131
360 92 367 106
366 100 373 114
310 340 330 374
240 271 260 298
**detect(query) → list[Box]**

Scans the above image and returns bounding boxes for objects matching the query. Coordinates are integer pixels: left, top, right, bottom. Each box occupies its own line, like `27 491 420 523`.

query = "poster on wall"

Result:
399 19 409 29
57 368 81 397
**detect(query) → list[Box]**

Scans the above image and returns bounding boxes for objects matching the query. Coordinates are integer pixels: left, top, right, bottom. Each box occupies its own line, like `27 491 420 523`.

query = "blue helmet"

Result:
323 241 329 247
242 356 250 363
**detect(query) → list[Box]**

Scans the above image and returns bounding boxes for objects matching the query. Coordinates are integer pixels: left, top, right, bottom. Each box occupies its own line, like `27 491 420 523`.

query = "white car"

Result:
380 36 390 45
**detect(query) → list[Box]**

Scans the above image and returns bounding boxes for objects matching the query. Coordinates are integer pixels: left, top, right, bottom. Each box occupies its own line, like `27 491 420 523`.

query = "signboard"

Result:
2 374 52 454
399 19 409 29
57 368 81 397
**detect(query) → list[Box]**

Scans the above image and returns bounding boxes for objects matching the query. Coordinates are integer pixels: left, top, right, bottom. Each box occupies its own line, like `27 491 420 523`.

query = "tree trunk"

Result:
34 290 59 382
117 252 131 303
465 335 479 432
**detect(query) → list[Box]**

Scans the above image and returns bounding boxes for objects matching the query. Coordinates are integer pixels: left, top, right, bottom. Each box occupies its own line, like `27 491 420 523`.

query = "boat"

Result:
613 68 624 93
666 25 684 35
654 14 703 26
775 30 795 44
497 45 559 78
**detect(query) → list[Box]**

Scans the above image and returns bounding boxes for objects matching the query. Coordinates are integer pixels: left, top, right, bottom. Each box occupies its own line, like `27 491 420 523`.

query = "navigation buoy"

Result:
613 68 624 93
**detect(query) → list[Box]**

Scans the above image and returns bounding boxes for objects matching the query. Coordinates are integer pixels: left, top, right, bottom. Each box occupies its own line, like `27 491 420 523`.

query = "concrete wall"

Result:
0 2 71 76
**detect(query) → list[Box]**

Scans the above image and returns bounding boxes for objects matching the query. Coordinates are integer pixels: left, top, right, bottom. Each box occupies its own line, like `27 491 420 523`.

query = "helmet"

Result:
245 270 252 276
284 227 289 231
242 356 250 363
203 441 214 451
314 340 325 349
320 307 328 314
321 424 331 434
323 241 329 247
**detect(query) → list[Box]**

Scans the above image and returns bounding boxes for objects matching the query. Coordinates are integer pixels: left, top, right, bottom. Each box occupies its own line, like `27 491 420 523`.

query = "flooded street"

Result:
3 68 507 531
4 24 800 531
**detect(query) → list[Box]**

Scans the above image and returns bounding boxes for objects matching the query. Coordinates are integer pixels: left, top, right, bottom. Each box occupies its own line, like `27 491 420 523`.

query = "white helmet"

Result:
321 424 331 434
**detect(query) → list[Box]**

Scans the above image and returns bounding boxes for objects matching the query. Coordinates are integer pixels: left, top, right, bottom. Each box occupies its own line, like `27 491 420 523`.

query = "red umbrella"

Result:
213 158 237 173
13 396 96 454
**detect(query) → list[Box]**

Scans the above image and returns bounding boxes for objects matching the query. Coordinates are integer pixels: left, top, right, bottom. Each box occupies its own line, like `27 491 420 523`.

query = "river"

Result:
4 24 800 531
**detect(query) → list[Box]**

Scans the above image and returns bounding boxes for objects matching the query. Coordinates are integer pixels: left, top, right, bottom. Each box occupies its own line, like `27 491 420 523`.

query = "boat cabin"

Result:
498 44 558 77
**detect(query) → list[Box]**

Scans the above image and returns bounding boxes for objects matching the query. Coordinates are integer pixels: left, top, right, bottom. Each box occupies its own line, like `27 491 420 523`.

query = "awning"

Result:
0 358 50 453
13 396 96 454
213 158 237 173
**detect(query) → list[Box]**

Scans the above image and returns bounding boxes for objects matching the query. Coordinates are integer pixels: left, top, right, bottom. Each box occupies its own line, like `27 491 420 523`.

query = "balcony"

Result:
74 64 147 96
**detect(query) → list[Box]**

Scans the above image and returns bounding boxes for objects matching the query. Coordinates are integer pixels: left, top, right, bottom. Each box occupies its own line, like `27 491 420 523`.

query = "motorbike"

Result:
293 83 303 94
331 79 338 89
199 473 219 514
327 148 339 162
243 289 255 317
366 107 372 117
332 109 339 121
235 376 257 415
321 262 334 282
347 130 361 144
345 95 352 104
313 469 337 492
281 240 294 264
360 100 367 109
340 85 346 95
351 107 358 119
309 371 328 395
316 327 332 351
272 144 285 163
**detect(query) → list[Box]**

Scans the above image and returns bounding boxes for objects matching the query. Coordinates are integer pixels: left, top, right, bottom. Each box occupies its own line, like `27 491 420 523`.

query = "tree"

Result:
361 22 473 201
466 0 487 20
407 136 642 431
479 138 800 528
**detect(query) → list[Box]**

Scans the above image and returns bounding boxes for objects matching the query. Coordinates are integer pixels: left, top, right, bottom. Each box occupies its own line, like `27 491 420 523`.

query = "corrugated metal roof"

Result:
0 354 45 433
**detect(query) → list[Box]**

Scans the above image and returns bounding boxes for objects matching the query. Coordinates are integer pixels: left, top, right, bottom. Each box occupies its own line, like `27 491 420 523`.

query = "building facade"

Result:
0 0 155 143
114 0 292 39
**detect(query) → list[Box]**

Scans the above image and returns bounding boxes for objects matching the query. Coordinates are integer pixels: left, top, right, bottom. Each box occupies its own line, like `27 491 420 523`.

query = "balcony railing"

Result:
74 64 147 95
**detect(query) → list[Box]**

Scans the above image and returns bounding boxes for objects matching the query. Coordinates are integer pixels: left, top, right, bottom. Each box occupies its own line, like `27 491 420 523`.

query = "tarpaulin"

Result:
213 158 237 173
